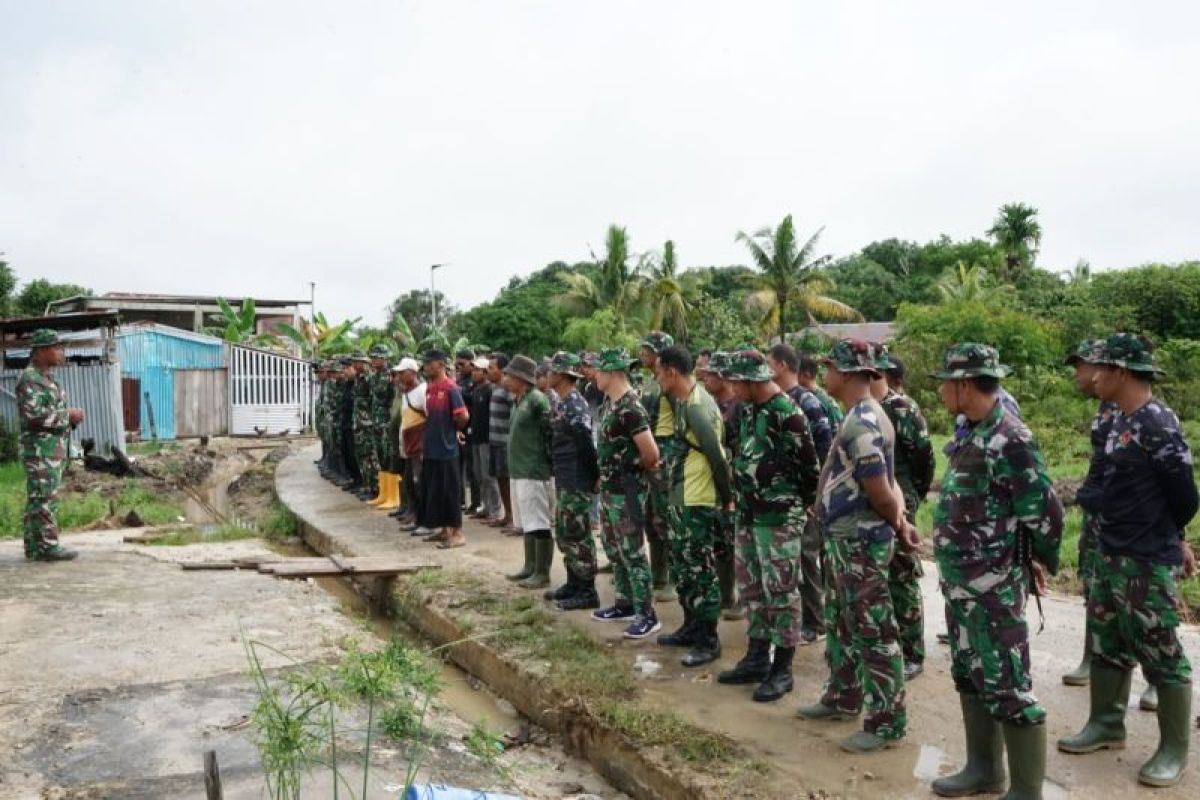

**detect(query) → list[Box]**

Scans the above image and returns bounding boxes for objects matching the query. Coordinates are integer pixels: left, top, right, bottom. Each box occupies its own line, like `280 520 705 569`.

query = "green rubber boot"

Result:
1061 620 1092 686
649 536 676 601
932 694 1006 797
1057 663 1130 754
1000 722 1046 800
506 534 535 582
518 537 553 589
1137 683 1191 788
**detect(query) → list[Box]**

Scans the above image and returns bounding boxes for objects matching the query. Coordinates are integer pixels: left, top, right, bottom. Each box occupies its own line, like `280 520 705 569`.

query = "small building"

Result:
798 321 898 343
116 324 229 441
0 312 127 456
48 292 308 338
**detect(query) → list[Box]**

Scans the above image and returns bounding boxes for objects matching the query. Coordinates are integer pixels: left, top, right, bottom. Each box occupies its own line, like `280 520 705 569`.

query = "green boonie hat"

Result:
29 329 60 349
1093 332 1163 375
595 347 638 372
578 350 599 368
822 338 882 377
700 350 730 375
550 351 583 377
639 331 674 354
368 344 390 359
872 342 894 371
724 349 774 382
1063 338 1100 366
349 350 370 363
932 342 1011 380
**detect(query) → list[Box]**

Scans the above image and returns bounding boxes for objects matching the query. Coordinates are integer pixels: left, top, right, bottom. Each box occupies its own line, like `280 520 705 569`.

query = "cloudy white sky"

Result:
2 1 1198 325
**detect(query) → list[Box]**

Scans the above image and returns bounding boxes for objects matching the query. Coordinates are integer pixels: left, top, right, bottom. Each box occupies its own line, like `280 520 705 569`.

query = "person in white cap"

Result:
467 356 502 523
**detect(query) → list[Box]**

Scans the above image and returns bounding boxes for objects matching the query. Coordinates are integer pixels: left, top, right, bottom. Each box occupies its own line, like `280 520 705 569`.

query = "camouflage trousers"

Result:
1088 552 1192 687
1077 511 1101 596
888 546 925 667
735 509 802 648
714 507 736 564
667 506 721 624
821 535 907 739
943 571 1045 725
644 450 674 545
354 422 380 489
600 489 653 613
797 509 825 634
555 489 597 582
23 452 65 557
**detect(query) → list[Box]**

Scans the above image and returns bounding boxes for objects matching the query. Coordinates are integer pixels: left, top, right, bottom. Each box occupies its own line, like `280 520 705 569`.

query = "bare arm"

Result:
632 429 660 473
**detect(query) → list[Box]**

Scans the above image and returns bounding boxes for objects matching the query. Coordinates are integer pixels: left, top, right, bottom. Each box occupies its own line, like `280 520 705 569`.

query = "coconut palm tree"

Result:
556 224 646 333
986 202 1042 282
735 215 861 342
935 261 993 302
644 240 693 341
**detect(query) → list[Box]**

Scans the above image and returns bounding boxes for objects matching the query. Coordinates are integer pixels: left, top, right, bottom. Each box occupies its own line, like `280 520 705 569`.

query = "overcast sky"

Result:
2 1 1198 326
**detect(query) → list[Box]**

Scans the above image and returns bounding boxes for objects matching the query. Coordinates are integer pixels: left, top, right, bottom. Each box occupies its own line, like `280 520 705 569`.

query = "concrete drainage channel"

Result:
283 497 726 800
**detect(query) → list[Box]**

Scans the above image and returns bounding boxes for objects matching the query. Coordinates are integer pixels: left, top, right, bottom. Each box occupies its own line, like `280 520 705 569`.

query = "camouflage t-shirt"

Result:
597 390 651 494
786 385 836 465
821 397 896 542
880 390 935 513
733 392 819 523
1075 400 1119 517
17 366 71 460
934 400 1063 596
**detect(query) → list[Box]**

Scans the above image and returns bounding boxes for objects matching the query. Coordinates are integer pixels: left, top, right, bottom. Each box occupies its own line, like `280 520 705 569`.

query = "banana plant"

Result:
278 313 361 358
208 297 282 348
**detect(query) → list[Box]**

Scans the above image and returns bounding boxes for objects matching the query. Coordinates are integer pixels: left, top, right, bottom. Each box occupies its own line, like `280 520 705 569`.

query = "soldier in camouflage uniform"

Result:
699 351 743 620
314 361 331 476
653 345 733 667
925 343 1062 799
367 345 400 508
349 351 380 500
543 352 602 611
18 329 84 561
716 349 819 703
869 343 935 680
334 358 362 490
590 348 663 640
638 331 679 601
1058 333 1196 789
797 339 910 753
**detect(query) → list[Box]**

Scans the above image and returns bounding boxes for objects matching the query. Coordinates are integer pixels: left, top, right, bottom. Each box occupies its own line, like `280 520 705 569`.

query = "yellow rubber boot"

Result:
378 472 401 511
367 472 391 506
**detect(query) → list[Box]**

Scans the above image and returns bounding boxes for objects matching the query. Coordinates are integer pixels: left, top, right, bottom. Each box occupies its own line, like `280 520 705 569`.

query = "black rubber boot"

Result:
682 621 721 668
518 537 553 589
657 609 696 648
1000 722 1046 800
752 646 795 702
932 694 1006 797
505 534 536 582
544 575 578 602
557 579 600 611
717 638 772 685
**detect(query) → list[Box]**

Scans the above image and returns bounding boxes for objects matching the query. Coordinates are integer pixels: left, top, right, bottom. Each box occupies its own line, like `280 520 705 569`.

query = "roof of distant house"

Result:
800 321 898 342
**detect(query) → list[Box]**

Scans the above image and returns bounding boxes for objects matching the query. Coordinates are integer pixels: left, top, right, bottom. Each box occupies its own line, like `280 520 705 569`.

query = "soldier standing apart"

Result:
771 343 838 645
19 329 83 562
870 344 935 680
638 331 679 602
717 349 819 702
653 345 733 667
590 348 662 639
926 343 1062 799
699 351 743 619
797 339 911 753
543 352 602 611
1058 333 1197 788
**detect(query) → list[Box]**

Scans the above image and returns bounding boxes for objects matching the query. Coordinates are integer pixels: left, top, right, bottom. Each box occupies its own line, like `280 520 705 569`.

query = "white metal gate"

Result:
228 345 312 435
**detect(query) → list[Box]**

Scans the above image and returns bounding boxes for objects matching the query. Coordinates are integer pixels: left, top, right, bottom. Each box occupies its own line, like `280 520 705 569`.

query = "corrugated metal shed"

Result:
0 363 126 456
116 324 227 440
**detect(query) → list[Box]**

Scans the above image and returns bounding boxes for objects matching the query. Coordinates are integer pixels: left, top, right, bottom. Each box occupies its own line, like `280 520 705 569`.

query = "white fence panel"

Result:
228 345 312 436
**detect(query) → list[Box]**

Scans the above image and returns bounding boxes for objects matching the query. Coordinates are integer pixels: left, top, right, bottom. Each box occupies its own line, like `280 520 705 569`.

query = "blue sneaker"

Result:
622 614 662 640
591 604 636 623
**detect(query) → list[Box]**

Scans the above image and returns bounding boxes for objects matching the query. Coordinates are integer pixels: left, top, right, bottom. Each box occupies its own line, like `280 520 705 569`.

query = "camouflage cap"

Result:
723 349 774 382
595 347 638 373
1063 338 1101 366
349 350 370 363
550 351 583 378
578 350 600 368
822 338 882 377
638 330 674 354
699 350 730 375
28 329 61 349
872 341 895 372
368 344 391 360
931 342 1011 380
1092 332 1164 375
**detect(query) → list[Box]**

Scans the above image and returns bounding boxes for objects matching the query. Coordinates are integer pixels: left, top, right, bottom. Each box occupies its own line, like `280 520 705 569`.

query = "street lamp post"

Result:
430 263 448 331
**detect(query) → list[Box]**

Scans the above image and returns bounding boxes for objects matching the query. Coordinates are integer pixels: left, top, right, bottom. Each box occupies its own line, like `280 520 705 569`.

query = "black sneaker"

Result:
558 588 600 611
33 546 78 562
591 604 636 623
623 614 662 640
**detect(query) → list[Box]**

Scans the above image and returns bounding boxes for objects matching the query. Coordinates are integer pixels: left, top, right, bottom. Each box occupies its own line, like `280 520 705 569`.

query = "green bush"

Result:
0 418 18 464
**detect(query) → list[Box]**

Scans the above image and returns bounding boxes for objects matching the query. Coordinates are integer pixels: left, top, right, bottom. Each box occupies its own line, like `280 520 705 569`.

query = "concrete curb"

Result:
276 451 727 800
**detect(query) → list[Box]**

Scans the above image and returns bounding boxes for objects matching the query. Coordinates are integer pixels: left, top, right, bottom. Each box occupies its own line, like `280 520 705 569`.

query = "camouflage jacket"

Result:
1074 400 1118 515
550 388 598 492
17 366 71 459
809 384 843 430
786 385 836 465
370 370 393 428
934 400 1063 596
1097 399 1198 565
880 390 935 512
597 390 651 495
734 392 819 521
820 397 896 542
352 375 373 428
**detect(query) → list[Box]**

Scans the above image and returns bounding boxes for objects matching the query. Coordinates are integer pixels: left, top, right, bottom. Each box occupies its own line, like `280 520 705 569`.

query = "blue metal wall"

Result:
116 327 225 440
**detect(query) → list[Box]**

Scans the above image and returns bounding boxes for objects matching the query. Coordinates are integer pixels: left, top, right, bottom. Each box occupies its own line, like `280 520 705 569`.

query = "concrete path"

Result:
278 446 1200 800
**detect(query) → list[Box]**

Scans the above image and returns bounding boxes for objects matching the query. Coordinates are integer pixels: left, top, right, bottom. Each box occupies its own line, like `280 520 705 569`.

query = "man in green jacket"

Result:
503 354 556 589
